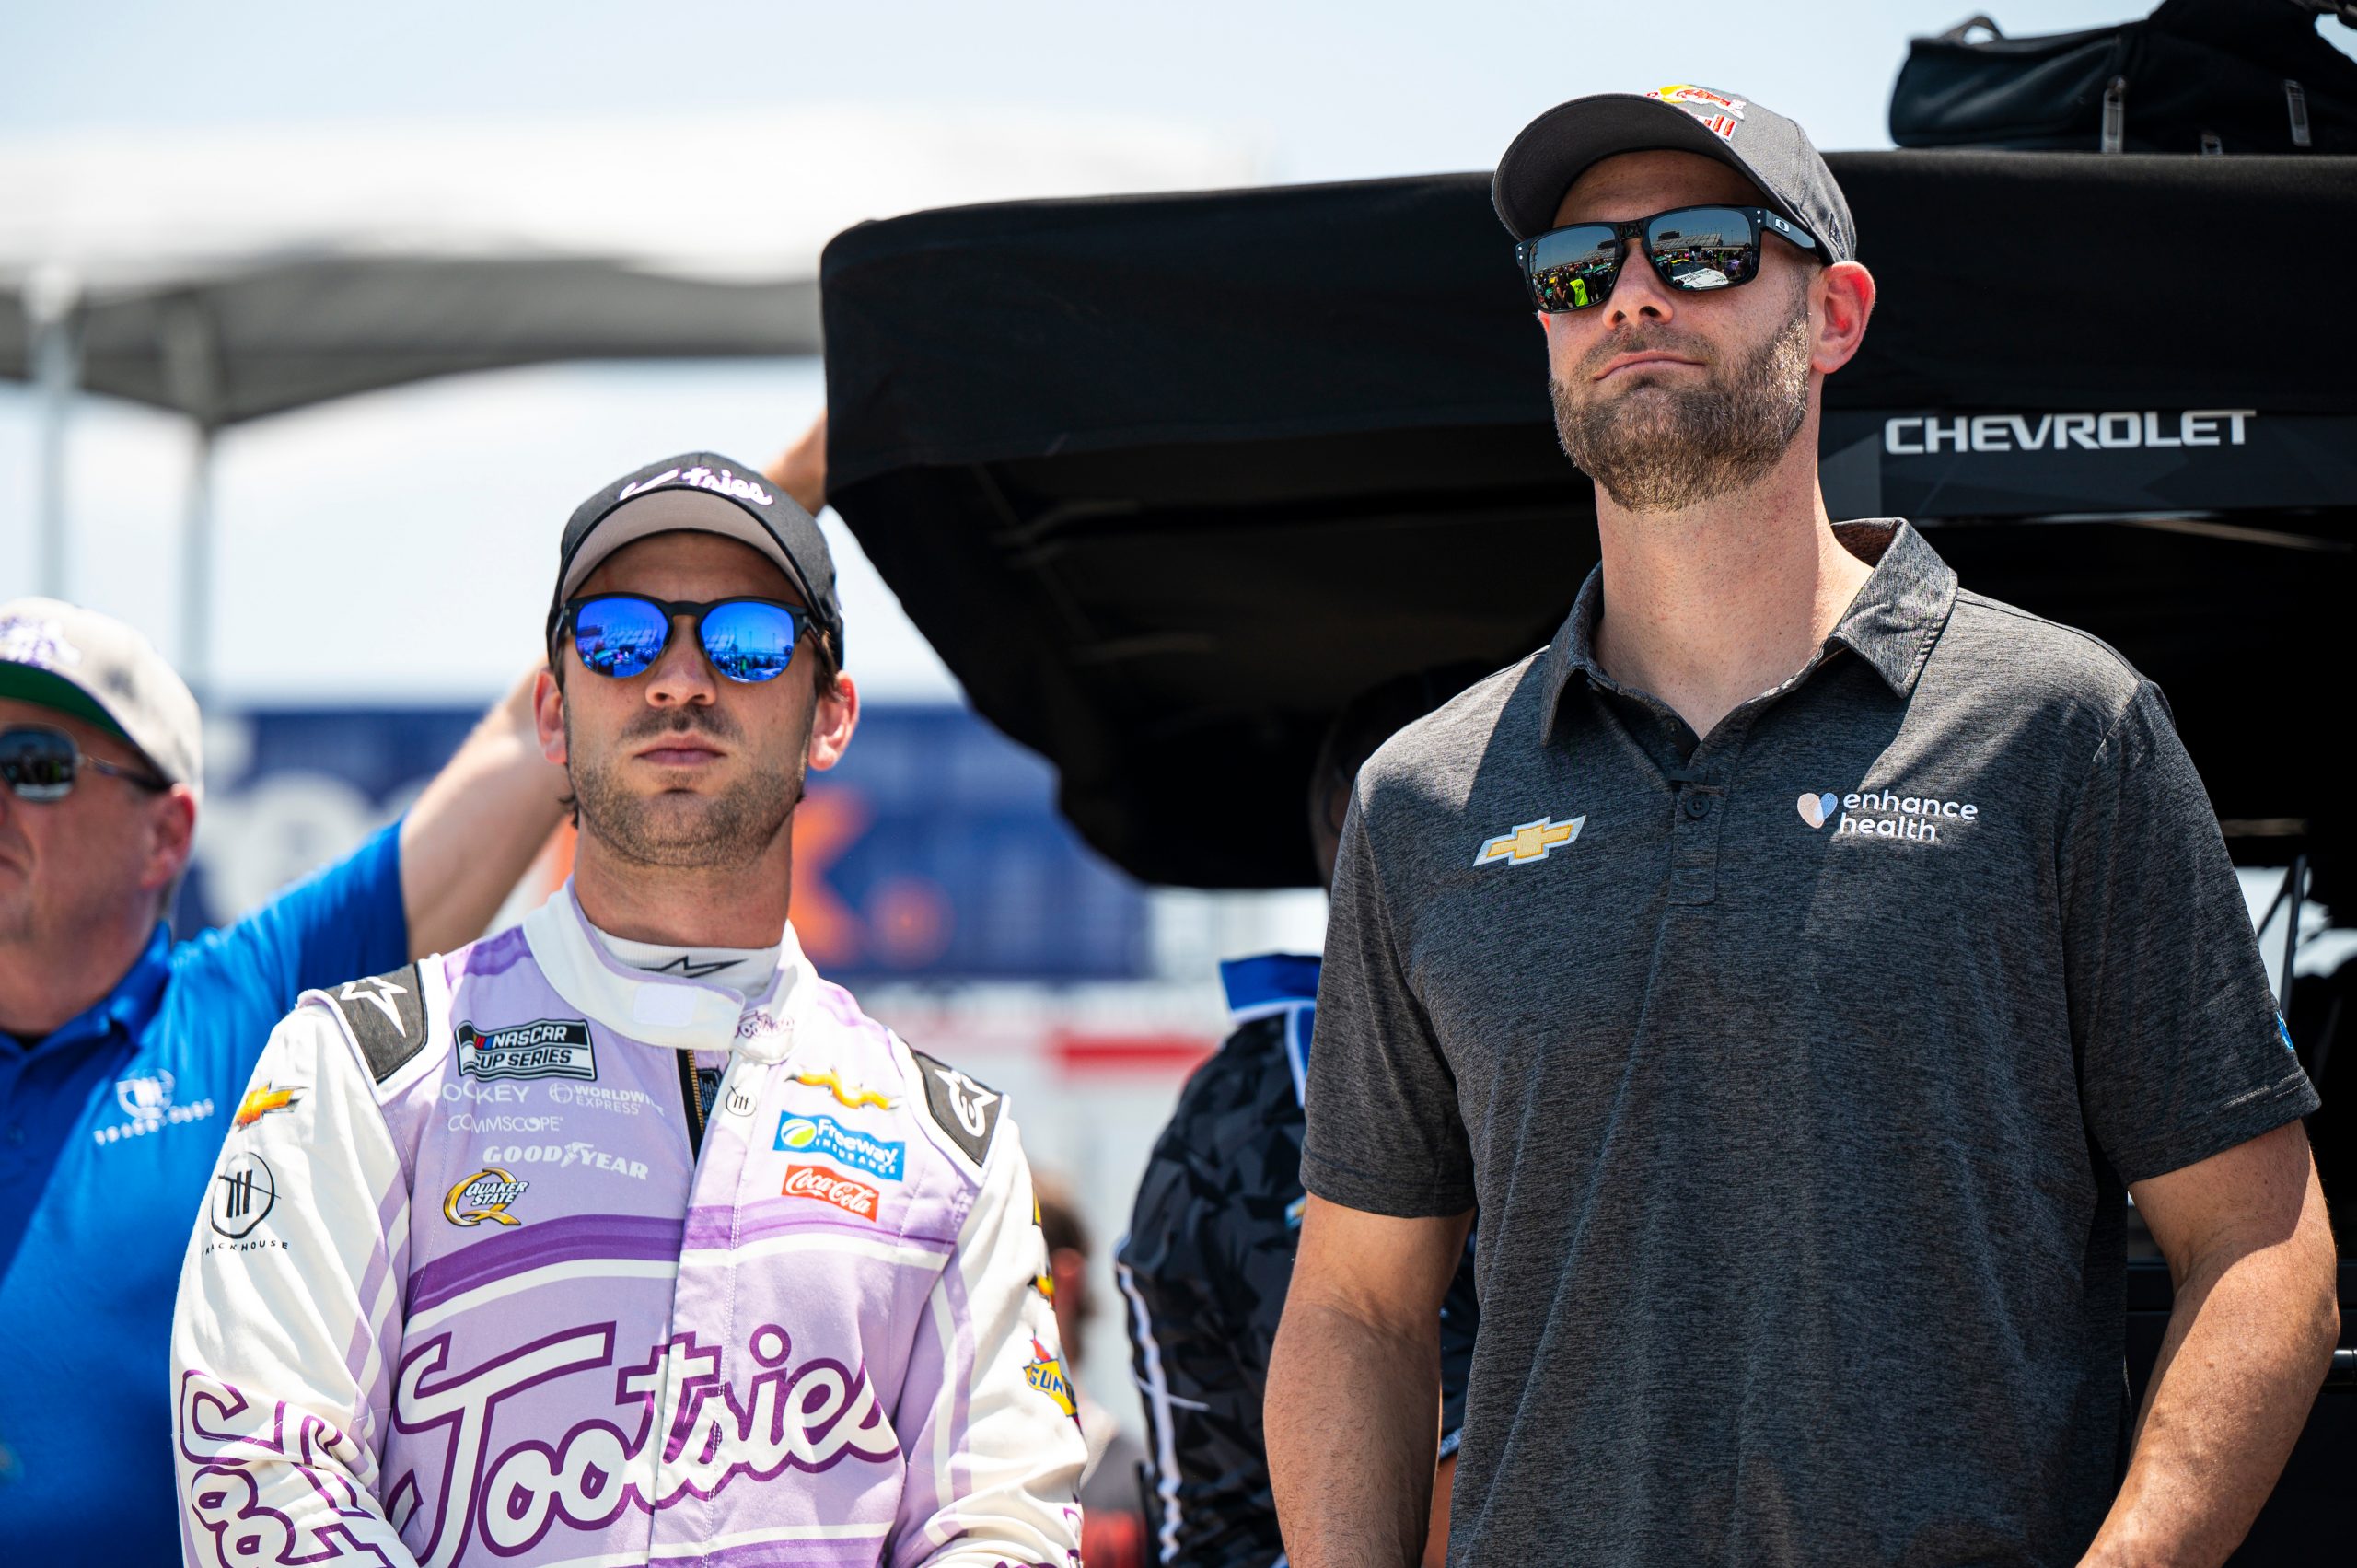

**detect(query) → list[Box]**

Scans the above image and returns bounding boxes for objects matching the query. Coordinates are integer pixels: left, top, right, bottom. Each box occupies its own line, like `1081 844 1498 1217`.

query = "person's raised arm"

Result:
2078 1121 2337 1567
399 663 568 958
1268 1196 1473 1568
762 409 828 515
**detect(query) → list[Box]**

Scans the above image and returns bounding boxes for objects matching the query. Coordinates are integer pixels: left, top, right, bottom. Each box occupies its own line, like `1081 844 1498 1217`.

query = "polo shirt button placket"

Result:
1667 726 1747 906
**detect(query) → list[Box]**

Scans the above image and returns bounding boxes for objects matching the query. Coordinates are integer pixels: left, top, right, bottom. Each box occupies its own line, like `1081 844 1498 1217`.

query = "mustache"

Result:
1574 327 1716 382
621 708 741 747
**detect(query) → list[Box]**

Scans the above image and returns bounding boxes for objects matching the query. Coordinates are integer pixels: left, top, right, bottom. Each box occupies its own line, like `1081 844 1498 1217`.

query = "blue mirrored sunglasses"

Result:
563 594 810 684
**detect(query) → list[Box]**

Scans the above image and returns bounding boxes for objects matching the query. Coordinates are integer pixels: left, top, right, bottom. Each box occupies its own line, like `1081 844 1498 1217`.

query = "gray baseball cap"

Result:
0 598 203 799
1493 83 1856 263
549 452 845 667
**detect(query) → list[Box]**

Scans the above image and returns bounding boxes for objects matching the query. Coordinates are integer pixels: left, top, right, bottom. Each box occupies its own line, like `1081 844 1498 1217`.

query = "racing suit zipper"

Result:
676 1049 709 1158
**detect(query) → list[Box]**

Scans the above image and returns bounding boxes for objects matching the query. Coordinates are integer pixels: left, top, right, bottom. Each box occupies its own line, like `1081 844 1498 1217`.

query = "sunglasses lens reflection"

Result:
699 602 802 684
0 727 78 801
1527 225 1621 311
573 597 670 679
1646 207 1758 291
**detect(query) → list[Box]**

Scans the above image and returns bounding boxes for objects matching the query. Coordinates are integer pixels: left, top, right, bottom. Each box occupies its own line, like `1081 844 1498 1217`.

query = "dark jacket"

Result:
1116 954 1479 1567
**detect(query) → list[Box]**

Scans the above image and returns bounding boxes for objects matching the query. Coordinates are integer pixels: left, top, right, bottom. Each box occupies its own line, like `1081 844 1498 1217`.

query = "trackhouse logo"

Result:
1799 787 1980 842
210 1154 276 1239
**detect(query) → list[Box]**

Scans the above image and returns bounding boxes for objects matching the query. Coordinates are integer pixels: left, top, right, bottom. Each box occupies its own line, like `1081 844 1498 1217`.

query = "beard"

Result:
566 703 808 870
1551 285 1814 513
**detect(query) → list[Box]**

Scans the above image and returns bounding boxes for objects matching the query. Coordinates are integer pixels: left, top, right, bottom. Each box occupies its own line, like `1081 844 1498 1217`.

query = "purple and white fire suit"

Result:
171 887 1086 1567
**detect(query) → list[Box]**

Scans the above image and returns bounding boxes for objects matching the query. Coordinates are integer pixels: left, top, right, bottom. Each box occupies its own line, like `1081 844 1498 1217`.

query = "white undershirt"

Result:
584 923 781 1103
586 924 782 1001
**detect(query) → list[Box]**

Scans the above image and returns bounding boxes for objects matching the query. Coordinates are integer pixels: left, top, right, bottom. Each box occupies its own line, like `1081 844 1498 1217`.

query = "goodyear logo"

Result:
774 1113 906 1181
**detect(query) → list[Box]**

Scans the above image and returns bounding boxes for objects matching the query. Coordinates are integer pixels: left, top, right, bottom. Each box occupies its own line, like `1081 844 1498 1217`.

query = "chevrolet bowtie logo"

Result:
1474 815 1586 866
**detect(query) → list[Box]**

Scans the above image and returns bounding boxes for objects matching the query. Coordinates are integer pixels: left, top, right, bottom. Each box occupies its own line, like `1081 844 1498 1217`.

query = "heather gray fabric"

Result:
1302 521 2316 1568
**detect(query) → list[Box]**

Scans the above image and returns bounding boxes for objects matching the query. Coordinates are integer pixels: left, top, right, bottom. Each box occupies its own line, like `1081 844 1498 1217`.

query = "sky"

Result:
6 0 2353 702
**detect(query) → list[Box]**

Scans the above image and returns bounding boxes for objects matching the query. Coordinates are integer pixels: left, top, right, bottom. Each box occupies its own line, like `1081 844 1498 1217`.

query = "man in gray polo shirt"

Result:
1264 86 2338 1568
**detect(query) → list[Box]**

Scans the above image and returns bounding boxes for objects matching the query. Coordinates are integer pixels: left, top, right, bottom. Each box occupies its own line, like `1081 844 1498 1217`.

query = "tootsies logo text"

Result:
178 1322 899 1563
1884 409 2254 456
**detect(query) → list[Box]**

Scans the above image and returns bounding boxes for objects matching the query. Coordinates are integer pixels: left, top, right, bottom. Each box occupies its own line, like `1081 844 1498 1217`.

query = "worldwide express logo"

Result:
1798 786 1980 842
774 1113 906 1181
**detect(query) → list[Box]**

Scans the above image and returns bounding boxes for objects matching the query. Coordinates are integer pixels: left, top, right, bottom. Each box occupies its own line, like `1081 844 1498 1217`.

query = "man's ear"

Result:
143 785 199 896
807 671 860 773
1811 260 1875 377
533 666 568 767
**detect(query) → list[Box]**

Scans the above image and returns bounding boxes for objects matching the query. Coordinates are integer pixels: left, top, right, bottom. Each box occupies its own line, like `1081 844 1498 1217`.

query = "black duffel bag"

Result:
1890 0 2357 153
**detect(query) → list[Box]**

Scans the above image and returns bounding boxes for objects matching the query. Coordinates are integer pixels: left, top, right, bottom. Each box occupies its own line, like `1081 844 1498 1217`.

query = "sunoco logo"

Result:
457 1019 598 1083
1884 409 2253 455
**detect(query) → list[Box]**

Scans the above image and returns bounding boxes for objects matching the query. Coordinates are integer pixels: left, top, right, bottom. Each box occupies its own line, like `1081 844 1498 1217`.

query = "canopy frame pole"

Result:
161 296 224 697
25 266 85 599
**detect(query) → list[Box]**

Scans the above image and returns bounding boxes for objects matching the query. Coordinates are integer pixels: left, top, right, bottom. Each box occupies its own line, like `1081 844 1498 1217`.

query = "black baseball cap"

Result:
1493 84 1855 263
549 453 846 667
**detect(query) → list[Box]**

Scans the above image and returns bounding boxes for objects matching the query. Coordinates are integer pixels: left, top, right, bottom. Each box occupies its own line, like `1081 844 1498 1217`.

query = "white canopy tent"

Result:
0 108 1257 687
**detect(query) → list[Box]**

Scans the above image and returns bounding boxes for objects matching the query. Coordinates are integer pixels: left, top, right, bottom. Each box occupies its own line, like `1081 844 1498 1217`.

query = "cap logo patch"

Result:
1646 83 1746 142
0 614 83 671
617 464 774 508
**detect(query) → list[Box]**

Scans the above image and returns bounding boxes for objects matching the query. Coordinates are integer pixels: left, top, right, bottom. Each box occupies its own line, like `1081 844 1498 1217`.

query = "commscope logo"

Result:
1799 787 1980 843
1883 409 2253 456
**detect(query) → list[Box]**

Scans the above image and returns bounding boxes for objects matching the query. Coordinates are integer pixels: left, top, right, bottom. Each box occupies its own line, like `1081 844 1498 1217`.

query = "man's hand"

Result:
1267 1196 1471 1568
764 409 828 515
398 664 570 958
2079 1120 2338 1567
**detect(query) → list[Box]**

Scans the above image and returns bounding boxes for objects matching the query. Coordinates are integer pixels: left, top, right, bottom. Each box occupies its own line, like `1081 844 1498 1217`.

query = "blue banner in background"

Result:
180 704 1151 982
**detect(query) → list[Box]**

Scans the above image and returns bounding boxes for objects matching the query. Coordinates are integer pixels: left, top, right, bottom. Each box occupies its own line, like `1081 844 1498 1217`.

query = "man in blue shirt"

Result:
0 596 569 1561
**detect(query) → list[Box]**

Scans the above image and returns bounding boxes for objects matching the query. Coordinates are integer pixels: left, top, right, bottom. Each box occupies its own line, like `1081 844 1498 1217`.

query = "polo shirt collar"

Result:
17 923 173 1058
1539 520 1958 745
1824 521 1959 697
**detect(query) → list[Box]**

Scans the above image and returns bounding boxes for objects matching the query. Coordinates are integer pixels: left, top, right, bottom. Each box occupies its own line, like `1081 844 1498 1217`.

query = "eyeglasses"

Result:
0 725 169 802
1515 204 1819 314
563 594 811 684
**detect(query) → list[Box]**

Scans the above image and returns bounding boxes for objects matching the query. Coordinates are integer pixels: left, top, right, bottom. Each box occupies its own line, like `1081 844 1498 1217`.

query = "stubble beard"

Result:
566 707 809 871
1551 287 1814 513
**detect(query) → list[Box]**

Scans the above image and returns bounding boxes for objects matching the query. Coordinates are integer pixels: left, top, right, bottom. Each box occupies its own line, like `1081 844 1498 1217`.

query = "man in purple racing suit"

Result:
172 453 1087 1567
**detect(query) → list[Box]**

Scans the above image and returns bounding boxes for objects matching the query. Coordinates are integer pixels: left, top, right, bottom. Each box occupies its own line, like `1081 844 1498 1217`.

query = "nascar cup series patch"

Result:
456 1018 598 1082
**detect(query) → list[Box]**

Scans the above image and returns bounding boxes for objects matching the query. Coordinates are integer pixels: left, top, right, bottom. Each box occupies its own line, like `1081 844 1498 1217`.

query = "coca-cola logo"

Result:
782 1164 879 1221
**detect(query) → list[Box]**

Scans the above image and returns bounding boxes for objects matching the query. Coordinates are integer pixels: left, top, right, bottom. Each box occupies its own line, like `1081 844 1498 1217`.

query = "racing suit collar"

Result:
522 882 817 1062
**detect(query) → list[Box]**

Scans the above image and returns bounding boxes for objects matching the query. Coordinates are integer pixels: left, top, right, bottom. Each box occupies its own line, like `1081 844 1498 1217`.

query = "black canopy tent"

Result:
821 151 2357 892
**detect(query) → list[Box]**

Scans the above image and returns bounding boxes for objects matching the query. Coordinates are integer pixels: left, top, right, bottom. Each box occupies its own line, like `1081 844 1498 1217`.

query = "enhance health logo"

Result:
1798 787 1980 843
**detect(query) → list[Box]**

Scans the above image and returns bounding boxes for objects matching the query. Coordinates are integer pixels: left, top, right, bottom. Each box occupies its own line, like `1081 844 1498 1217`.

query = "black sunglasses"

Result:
562 594 812 685
0 724 170 802
1516 204 1819 314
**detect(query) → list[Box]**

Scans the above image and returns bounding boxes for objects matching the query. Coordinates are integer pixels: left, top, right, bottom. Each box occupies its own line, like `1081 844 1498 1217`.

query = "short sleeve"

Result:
208 819 410 1002
1300 785 1474 1217
2061 682 2317 1185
